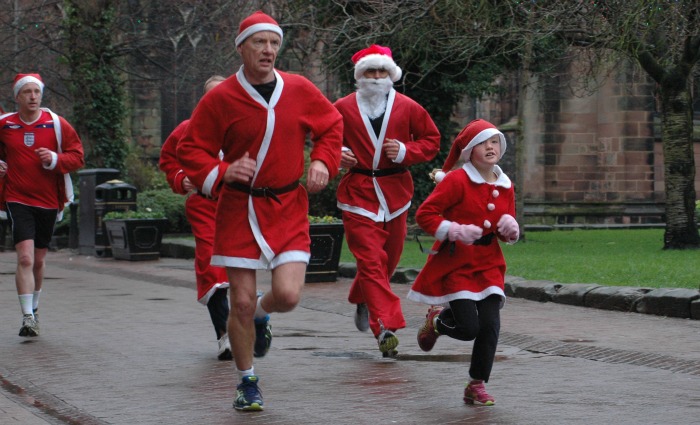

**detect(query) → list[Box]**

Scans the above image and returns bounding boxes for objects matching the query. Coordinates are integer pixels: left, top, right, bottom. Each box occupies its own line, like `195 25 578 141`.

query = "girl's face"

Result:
470 135 501 168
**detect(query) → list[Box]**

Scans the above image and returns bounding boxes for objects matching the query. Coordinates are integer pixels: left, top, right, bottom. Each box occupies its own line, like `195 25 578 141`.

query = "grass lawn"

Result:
340 228 700 290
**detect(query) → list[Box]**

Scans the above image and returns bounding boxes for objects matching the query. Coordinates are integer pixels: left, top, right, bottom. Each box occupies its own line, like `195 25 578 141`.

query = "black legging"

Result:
435 294 501 382
206 288 230 339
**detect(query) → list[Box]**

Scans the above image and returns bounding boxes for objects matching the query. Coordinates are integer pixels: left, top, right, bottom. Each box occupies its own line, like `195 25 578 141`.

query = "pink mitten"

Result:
497 214 519 242
448 222 484 245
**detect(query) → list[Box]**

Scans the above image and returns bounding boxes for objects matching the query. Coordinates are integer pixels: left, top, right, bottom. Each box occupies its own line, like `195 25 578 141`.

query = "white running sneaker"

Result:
217 333 232 360
19 314 39 337
354 303 369 332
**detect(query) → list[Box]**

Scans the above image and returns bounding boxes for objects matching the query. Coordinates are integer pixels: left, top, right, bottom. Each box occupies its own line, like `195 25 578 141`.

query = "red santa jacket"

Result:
334 89 440 222
407 163 515 305
176 69 343 264
159 120 190 195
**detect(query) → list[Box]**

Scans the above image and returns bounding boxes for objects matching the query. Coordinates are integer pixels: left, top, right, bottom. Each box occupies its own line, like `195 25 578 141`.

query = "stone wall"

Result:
475 59 698 225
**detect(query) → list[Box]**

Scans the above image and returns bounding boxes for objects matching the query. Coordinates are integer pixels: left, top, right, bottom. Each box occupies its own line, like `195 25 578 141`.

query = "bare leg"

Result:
261 262 306 314
33 246 48 292
15 240 36 295
226 268 257 372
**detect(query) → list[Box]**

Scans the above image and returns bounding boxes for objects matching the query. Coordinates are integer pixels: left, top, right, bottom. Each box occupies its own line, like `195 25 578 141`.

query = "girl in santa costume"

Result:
407 119 519 406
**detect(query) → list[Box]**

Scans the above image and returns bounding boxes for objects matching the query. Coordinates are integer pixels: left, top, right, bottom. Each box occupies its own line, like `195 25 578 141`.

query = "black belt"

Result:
416 232 495 256
473 232 496 246
350 167 407 177
227 180 299 204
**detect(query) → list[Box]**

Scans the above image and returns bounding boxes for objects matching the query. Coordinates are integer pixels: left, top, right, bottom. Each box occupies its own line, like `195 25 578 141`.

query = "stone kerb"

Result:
549 283 602 306
504 277 561 302
584 286 653 312
166 253 699 321
635 288 700 319
691 299 700 320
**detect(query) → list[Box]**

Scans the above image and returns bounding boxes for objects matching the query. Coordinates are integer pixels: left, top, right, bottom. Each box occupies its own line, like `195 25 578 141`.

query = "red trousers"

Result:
344 211 407 336
186 194 229 304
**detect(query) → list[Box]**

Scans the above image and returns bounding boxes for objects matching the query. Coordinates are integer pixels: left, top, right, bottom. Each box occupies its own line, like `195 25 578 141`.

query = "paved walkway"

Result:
1 250 699 425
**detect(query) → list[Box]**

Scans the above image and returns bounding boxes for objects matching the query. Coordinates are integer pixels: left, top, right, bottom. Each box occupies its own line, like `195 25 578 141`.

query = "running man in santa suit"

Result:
176 11 343 412
159 75 232 361
0 73 84 338
334 45 440 357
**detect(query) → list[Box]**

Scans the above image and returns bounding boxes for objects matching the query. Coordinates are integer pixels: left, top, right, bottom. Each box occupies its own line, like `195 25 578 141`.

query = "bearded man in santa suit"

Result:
177 11 343 412
334 45 440 357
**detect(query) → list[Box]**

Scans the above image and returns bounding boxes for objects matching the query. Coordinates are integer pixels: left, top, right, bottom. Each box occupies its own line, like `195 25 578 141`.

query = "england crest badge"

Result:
24 132 35 147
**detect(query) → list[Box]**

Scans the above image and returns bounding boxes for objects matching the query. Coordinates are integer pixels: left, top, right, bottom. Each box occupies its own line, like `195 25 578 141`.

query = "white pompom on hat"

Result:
435 119 506 183
13 73 44 98
352 44 402 82
235 11 283 47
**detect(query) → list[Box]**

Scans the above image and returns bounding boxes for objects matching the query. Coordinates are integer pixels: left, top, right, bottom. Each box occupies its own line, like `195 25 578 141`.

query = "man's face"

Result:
237 31 281 84
16 83 42 114
362 68 389 80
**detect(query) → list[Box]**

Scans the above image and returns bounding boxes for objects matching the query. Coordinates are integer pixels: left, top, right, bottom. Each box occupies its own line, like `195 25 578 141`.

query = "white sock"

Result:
238 367 255 379
18 294 34 316
254 295 269 320
32 290 41 311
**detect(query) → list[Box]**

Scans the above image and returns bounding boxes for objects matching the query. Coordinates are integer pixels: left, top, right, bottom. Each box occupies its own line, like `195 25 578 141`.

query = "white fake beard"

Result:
356 77 393 119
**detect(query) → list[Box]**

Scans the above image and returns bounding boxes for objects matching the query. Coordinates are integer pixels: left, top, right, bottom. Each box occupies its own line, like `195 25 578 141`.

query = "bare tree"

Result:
287 0 699 249
0 1 268 160
521 0 700 249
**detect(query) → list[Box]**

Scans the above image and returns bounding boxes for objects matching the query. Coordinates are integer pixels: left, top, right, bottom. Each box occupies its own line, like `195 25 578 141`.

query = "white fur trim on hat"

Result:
354 54 402 82
235 23 283 46
461 128 507 163
13 75 44 98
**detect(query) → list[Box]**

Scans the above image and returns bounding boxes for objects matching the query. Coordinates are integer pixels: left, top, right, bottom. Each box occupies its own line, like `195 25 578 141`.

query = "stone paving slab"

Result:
0 250 699 425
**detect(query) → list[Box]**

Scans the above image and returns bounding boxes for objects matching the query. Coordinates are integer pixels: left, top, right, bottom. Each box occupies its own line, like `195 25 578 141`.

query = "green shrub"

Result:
309 215 342 224
103 209 166 220
122 145 167 192
137 188 189 233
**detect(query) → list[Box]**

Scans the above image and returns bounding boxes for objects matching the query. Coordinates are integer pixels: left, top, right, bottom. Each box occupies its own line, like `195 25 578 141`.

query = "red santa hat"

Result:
434 119 507 183
235 11 283 47
352 44 402 82
13 73 44 98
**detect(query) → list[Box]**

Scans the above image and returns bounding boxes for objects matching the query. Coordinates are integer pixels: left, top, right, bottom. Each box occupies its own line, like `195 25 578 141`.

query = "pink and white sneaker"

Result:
464 380 495 406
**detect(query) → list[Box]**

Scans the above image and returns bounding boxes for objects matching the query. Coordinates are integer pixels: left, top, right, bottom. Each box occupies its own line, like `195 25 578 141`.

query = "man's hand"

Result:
182 176 195 192
224 152 257 184
306 160 329 194
0 160 7 178
340 148 357 169
382 138 400 161
35 148 54 167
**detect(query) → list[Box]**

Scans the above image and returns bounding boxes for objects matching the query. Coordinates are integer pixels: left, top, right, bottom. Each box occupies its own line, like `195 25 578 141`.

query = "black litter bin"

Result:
94 180 137 257
78 168 121 255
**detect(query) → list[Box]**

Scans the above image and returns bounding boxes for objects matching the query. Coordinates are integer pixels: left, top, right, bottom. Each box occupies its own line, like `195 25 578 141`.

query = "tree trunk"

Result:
659 82 700 249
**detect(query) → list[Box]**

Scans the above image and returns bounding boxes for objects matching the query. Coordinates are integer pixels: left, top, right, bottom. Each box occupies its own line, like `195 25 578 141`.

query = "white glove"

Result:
448 222 483 245
497 214 519 242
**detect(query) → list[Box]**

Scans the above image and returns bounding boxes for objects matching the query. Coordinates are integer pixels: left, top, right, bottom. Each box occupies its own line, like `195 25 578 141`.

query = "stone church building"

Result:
457 61 699 225
127 55 699 226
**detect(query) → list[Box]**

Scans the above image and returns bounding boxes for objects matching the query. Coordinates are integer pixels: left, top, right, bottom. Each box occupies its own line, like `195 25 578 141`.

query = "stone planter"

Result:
306 223 345 283
105 218 168 261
